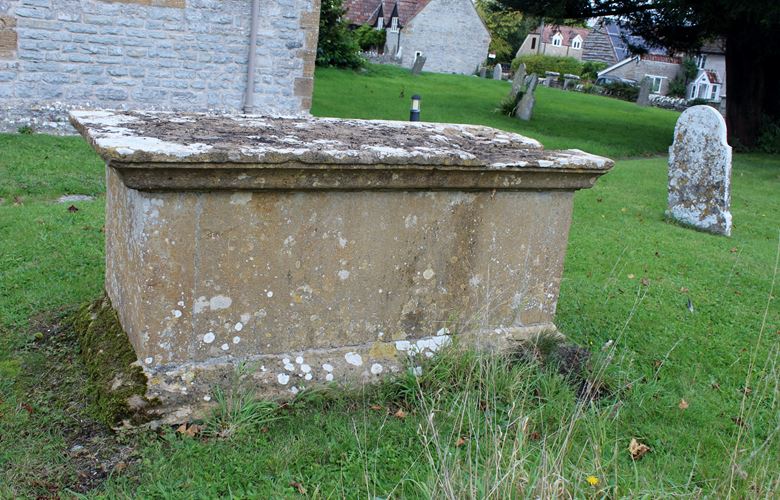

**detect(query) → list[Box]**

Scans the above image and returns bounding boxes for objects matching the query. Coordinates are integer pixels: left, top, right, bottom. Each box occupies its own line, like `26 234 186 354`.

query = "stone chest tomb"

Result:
71 110 613 422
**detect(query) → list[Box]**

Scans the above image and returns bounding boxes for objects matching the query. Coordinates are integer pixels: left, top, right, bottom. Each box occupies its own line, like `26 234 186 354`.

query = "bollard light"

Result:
410 94 421 122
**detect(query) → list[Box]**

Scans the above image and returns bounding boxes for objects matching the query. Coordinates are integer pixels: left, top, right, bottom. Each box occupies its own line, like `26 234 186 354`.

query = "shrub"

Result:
316 0 364 68
510 54 582 78
601 81 639 102
17 125 34 135
580 61 607 82
353 24 386 52
667 76 688 98
757 115 780 153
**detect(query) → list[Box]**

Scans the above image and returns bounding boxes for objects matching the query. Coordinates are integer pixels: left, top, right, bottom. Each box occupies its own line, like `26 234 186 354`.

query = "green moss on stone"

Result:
71 295 158 427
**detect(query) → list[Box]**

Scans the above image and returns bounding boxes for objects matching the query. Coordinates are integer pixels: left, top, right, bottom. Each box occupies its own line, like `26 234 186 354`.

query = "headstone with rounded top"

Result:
667 105 732 236
509 63 526 99
493 63 503 80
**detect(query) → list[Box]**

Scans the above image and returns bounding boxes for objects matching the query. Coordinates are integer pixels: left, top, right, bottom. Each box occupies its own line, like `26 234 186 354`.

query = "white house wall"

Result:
400 0 490 74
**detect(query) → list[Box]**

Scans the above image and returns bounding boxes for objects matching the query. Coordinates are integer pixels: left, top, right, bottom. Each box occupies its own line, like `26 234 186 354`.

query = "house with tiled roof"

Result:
342 0 490 74
515 25 591 60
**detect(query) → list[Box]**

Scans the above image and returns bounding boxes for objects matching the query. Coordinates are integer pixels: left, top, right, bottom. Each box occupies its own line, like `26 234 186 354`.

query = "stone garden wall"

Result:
0 0 320 133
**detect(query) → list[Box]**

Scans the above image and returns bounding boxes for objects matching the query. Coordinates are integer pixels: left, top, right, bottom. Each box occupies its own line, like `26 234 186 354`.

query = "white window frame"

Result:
390 17 398 32
689 84 697 99
571 35 582 50
710 84 720 100
647 75 664 94
697 83 709 99
376 17 384 29
696 54 707 69
551 33 563 47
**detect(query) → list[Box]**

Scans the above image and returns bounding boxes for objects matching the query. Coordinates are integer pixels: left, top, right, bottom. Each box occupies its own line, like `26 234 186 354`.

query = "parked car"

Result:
596 76 637 86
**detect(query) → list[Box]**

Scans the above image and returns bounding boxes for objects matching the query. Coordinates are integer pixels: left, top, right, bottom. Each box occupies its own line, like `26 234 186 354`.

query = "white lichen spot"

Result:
144 357 153 365
423 268 435 280
232 336 241 344
295 356 304 364
229 192 253 205
240 313 251 323
290 386 299 394
304 373 313 381
266 291 274 298
209 295 232 311
172 309 182 318
203 332 215 344
193 296 209 314
177 300 185 307
203 395 211 402
436 327 450 336
395 340 411 352
370 363 383 375
404 214 418 228
469 275 482 287
326 373 334 382
425 351 434 358
277 373 290 385
284 360 295 371
322 363 334 372
338 270 351 281
345 352 363 366
413 366 423 376
300 364 311 374
234 322 243 331
221 343 229 351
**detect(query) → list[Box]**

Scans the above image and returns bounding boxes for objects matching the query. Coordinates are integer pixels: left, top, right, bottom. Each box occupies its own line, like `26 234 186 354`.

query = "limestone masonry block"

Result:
71 110 613 423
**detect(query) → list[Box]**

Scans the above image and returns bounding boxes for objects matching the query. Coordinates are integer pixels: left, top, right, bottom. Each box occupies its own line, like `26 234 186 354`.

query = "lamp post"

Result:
410 94 421 122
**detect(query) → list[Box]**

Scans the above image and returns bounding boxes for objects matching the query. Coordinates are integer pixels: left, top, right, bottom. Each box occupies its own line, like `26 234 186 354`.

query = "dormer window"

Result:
390 17 398 31
697 54 707 69
376 17 384 29
571 35 582 50
551 33 563 47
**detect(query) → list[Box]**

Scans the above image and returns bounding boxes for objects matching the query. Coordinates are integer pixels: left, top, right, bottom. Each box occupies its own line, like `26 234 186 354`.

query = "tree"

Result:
494 0 780 148
476 0 536 63
316 0 364 69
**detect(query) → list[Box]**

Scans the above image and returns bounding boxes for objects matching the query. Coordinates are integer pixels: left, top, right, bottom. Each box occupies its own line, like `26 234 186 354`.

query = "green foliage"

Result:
580 60 607 81
757 115 780 153
316 0 364 68
511 54 582 77
600 80 639 102
475 0 534 63
353 24 386 51
17 125 34 135
667 76 688 98
681 57 698 81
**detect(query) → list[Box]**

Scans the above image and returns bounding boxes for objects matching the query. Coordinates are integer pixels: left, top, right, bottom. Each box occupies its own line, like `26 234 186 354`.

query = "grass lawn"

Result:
1 65 778 497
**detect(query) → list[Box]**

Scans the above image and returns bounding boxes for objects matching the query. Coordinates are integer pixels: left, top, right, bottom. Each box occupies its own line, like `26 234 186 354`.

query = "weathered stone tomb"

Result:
668 105 732 236
71 110 613 422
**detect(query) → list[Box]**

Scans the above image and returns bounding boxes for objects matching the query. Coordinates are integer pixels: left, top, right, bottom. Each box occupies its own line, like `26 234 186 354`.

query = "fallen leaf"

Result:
628 438 650 460
641 277 650 286
394 408 407 419
369 404 383 411
529 431 541 441
176 423 202 437
20 402 33 415
596 197 603 203
627 274 635 279
176 423 188 434
711 382 721 390
678 399 689 410
114 462 128 473
455 437 466 447
680 287 689 293
67 204 79 212
730 247 738 253
260 426 269 433
289 481 306 495
732 416 746 427
742 386 752 395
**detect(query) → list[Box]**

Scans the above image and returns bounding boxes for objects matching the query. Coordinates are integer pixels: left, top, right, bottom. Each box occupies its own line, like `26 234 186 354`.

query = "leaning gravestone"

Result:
636 77 651 106
509 63 527 99
493 64 503 81
411 55 426 75
668 105 732 236
516 74 538 121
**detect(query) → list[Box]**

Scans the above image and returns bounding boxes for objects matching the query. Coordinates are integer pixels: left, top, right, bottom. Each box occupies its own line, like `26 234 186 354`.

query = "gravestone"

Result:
636 77 652 106
70 110 613 423
516 74 538 121
563 74 580 90
509 63 527 99
668 105 732 236
411 55 426 75
493 64 503 80
479 66 487 78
